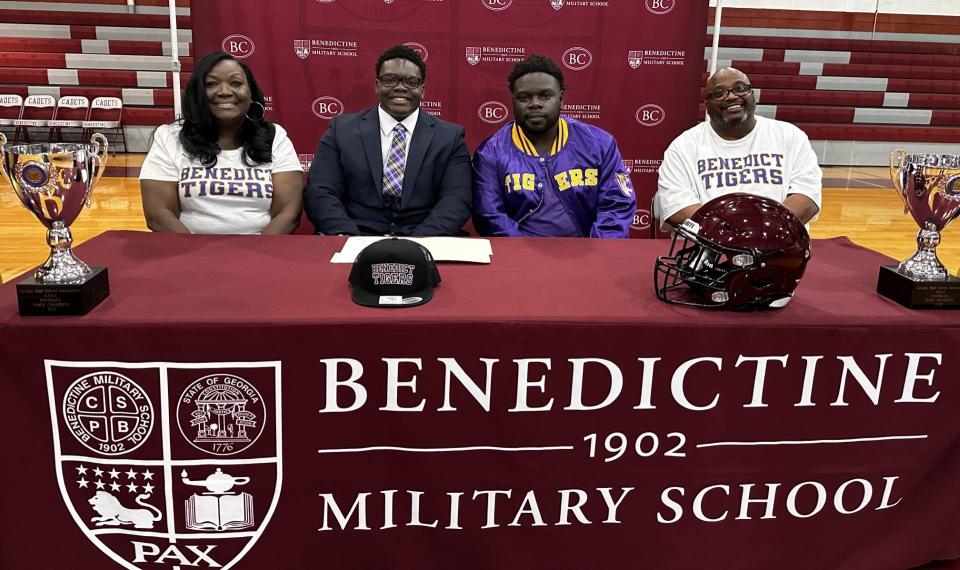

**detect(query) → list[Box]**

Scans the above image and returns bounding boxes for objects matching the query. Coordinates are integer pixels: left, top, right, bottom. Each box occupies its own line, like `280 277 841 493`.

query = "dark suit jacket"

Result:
304 106 473 236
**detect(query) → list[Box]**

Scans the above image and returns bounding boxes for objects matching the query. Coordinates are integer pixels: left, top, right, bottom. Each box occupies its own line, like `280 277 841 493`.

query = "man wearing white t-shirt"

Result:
654 68 821 231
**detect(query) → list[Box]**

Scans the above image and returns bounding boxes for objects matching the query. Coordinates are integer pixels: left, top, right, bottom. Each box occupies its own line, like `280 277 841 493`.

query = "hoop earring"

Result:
245 101 265 122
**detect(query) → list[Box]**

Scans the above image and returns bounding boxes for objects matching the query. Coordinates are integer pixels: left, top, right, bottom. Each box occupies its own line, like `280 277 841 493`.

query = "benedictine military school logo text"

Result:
47 360 282 570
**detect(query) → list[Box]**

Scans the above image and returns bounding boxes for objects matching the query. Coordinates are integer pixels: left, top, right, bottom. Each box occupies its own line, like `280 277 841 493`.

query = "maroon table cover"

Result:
0 231 958 569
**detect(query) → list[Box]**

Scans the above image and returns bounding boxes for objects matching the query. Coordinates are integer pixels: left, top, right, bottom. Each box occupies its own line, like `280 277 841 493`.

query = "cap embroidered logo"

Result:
349 239 441 308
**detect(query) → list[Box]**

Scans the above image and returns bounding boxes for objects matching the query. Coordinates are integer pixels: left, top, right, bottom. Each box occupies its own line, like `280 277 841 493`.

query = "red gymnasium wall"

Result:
191 0 708 238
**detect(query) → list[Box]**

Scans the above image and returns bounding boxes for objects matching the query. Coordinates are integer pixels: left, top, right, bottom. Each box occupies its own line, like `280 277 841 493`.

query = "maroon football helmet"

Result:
654 193 811 310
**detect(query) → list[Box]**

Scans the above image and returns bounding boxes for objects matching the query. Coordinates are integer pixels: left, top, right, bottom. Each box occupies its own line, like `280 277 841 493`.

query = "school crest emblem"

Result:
47 360 282 570
466 47 482 66
294 40 311 60
298 153 314 171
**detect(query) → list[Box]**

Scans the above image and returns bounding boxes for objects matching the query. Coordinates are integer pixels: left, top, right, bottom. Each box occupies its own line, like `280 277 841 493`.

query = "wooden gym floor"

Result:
0 155 958 284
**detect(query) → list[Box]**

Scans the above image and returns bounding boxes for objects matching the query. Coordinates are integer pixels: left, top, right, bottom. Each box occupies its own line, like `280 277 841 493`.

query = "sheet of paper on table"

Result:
330 236 493 264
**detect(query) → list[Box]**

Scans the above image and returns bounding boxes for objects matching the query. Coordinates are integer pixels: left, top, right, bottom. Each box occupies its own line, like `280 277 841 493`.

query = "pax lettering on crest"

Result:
132 542 221 567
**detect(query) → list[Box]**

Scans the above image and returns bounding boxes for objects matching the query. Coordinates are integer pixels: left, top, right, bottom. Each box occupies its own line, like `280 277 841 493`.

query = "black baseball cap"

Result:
348 238 441 307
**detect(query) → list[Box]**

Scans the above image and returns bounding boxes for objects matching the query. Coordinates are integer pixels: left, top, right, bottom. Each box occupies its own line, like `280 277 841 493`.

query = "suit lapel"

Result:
401 111 436 208
359 107 383 193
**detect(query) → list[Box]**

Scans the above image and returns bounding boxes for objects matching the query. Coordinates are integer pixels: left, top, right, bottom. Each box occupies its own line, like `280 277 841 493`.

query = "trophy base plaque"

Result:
16 266 109 316
877 265 960 309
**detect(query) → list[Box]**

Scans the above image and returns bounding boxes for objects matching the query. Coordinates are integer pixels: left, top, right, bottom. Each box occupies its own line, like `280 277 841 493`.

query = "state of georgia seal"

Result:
177 373 266 456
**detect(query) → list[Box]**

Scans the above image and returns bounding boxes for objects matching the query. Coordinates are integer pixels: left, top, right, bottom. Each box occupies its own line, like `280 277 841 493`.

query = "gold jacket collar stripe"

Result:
511 117 568 157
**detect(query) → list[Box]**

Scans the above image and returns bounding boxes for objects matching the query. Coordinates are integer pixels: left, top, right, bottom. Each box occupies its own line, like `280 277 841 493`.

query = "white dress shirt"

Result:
377 106 419 167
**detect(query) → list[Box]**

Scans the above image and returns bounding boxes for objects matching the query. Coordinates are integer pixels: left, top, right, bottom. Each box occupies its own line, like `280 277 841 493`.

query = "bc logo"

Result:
636 104 666 127
645 0 675 14
632 208 652 231
482 0 512 11
222 34 255 59
312 96 344 119
478 101 509 124
562 47 593 71
404 41 429 62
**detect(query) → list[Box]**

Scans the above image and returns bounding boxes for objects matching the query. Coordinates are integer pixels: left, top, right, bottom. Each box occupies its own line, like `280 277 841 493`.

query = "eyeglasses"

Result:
706 83 752 101
378 74 423 89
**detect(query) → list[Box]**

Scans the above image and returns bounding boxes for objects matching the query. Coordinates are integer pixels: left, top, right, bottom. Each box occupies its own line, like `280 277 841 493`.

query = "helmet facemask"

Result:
655 219 762 309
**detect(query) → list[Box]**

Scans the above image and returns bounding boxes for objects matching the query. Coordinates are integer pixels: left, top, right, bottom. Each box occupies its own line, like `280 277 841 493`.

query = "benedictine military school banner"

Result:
191 0 707 238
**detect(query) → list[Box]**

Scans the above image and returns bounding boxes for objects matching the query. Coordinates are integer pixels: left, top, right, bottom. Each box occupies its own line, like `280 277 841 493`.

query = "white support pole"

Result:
709 0 723 76
168 0 182 120
872 0 880 40
707 0 723 123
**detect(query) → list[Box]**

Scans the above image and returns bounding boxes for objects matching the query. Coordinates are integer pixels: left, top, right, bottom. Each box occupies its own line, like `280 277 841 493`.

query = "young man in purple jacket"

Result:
471 55 636 238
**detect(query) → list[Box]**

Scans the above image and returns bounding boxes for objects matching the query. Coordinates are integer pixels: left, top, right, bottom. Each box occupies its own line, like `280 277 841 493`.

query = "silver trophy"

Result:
0 132 110 314
0 132 107 281
888 150 960 280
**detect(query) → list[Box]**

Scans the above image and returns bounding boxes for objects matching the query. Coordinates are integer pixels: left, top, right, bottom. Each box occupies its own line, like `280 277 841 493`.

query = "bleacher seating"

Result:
706 7 960 165
47 94 88 143
0 0 191 152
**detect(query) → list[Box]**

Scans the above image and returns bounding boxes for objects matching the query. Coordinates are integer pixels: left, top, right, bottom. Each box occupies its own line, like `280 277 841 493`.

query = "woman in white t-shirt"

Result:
140 51 304 234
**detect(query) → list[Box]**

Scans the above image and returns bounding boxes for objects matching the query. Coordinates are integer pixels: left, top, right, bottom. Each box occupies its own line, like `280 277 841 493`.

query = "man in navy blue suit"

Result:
305 45 472 236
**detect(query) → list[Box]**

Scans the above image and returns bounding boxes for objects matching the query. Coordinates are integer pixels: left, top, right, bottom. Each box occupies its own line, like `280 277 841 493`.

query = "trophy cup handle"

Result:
889 149 906 191
0 132 16 193
0 132 35 214
87 133 109 207
889 149 909 212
